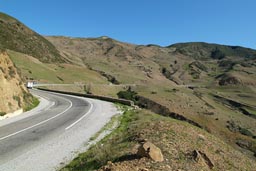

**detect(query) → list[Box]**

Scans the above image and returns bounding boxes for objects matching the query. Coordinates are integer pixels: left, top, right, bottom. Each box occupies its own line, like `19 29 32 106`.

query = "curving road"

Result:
0 89 119 171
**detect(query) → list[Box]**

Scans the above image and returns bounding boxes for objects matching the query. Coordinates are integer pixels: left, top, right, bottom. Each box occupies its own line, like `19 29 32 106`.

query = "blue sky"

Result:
1 0 256 48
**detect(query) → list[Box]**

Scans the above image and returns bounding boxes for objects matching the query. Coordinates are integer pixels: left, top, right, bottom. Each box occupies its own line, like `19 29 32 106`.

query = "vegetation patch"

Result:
117 88 138 102
211 48 226 59
13 95 21 107
24 96 39 112
61 105 135 171
0 112 6 116
61 107 256 171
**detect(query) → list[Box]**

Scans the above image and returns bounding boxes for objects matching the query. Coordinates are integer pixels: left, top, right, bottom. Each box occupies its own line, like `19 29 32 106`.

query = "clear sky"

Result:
0 0 256 48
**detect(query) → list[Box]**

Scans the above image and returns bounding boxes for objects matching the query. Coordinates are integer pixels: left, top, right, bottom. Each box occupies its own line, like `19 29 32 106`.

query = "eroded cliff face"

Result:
0 52 30 114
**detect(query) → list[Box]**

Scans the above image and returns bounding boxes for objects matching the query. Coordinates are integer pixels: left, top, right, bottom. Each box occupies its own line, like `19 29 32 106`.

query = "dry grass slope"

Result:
46 36 256 160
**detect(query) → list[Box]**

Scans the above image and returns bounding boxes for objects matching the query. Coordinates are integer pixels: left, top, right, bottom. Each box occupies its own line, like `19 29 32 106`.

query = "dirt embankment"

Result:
0 52 30 114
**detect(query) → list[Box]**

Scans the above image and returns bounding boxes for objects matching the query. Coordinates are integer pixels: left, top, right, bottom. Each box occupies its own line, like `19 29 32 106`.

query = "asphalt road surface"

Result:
0 89 119 171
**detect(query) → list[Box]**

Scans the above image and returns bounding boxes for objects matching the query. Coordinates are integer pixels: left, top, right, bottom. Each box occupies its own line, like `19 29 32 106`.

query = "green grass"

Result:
61 105 137 171
0 112 6 116
24 96 39 112
8 50 108 84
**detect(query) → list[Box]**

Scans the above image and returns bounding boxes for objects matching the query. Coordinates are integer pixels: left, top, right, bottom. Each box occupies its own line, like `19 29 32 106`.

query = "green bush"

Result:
0 112 6 116
117 88 137 102
24 96 39 111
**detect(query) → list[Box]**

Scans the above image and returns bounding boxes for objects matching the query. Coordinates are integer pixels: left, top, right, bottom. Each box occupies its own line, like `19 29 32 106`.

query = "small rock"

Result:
192 150 214 169
137 141 164 162
198 134 206 141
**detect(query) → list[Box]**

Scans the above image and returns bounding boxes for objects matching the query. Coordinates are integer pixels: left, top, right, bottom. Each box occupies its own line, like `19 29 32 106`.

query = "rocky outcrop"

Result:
192 150 214 169
218 74 242 86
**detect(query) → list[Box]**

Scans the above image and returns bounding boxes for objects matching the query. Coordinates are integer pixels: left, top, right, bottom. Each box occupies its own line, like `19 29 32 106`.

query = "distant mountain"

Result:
46 36 256 87
0 12 64 63
169 42 256 60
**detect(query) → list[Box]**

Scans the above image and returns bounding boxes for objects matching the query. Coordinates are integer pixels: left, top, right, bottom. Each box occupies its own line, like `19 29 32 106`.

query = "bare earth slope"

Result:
0 52 34 114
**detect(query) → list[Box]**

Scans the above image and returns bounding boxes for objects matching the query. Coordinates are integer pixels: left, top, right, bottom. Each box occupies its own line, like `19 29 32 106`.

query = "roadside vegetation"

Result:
23 96 39 111
61 106 256 171
61 105 133 171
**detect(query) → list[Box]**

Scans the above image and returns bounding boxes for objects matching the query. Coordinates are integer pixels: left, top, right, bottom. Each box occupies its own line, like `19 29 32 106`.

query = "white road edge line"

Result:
43 101 55 111
0 99 73 141
65 100 94 130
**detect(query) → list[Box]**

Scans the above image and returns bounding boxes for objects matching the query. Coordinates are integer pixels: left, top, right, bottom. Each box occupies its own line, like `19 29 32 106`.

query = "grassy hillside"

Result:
62 107 256 171
45 36 256 161
7 50 108 84
0 12 64 63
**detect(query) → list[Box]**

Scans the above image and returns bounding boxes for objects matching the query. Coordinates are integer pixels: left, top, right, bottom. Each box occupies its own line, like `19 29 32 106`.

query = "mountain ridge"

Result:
0 12 64 63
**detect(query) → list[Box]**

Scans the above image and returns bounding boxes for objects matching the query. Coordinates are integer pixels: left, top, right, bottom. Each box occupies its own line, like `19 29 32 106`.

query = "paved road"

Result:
0 89 119 171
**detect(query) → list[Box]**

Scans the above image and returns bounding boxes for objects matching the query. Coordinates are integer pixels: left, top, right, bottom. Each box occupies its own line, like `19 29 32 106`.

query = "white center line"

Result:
65 100 94 130
0 99 73 141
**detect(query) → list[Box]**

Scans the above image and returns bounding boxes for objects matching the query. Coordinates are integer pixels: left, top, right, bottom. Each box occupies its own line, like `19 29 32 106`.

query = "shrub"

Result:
0 112 6 116
239 128 254 137
117 87 137 102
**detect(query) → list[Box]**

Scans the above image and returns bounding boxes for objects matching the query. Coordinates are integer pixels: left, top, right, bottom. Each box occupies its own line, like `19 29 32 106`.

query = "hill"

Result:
46 36 256 87
0 12 64 63
46 36 256 163
169 42 256 60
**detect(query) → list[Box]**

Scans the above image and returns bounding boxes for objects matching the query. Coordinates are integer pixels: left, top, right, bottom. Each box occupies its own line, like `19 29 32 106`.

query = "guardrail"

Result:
36 88 134 107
